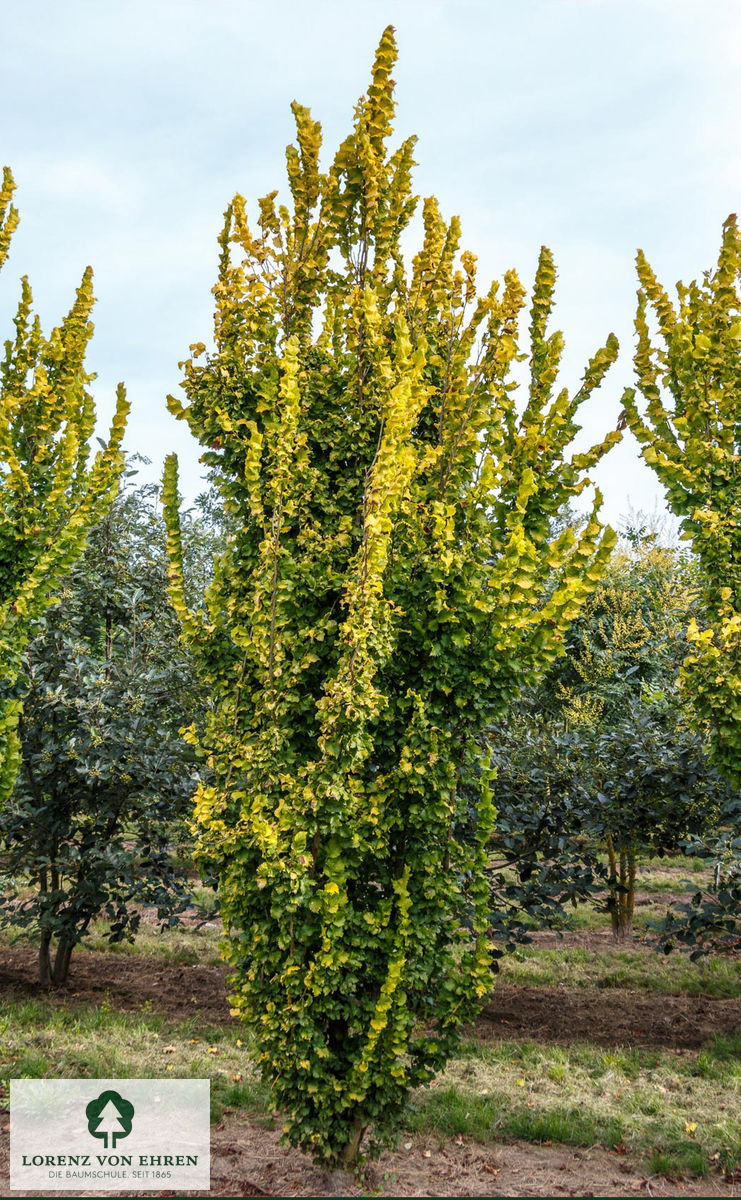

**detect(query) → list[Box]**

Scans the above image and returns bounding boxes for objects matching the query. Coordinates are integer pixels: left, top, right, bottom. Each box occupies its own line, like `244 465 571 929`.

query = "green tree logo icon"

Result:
85 1090 135 1149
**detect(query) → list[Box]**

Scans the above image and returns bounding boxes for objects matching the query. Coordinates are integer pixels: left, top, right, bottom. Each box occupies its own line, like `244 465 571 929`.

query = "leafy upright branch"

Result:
163 27 622 1166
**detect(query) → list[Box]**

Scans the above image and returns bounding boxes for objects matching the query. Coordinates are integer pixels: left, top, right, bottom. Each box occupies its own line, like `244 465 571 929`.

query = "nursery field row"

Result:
1 900 739 1197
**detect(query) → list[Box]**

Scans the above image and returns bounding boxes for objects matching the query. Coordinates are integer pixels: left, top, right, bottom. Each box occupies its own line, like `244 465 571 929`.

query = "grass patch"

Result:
0 996 266 1120
565 902 664 935
638 870 709 894
498 944 741 997
637 854 709 873
81 920 223 966
703 1032 741 1061
415 1037 741 1175
499 1103 623 1148
0 910 224 968
408 1086 623 1147
0 854 736 1181
649 1144 709 1179
1 997 738 1178
408 1088 498 1141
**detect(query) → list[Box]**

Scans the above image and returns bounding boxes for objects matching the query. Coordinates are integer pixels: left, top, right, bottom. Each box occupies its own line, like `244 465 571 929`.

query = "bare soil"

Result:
1 1114 740 1198
1 945 739 1049
2 943 740 1197
204 1118 741 1197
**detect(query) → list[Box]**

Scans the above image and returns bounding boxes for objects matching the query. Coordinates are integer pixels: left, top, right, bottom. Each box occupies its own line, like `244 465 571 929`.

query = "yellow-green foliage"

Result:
0 167 129 805
622 217 741 783
164 28 620 1165
556 541 693 727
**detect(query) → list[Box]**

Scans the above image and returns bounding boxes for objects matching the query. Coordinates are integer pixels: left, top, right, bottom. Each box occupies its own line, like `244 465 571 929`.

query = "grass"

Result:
7 910 735 999
0 996 269 1121
1 993 738 1179
639 854 709 873
409 1086 624 1148
565 897 690 931
638 870 709 894
82 920 224 966
648 1145 709 1179
0 917 225 967
409 1035 741 1175
1 856 737 1182
498 944 741 997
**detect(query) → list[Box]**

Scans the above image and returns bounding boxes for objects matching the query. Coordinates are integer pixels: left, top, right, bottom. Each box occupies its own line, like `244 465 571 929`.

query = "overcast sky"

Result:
1 0 740 528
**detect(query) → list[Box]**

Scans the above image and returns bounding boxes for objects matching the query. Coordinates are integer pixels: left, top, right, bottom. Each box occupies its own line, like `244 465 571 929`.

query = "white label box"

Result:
10 1079 210 1192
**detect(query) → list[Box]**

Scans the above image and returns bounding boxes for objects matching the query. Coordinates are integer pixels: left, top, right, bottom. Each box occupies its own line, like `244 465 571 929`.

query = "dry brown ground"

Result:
2 944 740 1049
1 1115 740 1198
2 940 740 1198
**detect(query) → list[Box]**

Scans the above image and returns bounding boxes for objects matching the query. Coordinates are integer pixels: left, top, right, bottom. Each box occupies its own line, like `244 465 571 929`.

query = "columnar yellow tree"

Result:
0 168 129 806
622 215 741 784
164 29 621 1166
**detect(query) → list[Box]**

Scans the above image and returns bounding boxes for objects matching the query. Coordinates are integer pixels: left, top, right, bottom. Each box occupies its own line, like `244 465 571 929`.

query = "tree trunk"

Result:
607 840 635 942
39 931 52 987
610 905 632 942
52 937 73 985
38 935 74 986
626 845 636 935
323 1169 357 1195
322 1119 365 1192
340 1119 365 1168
